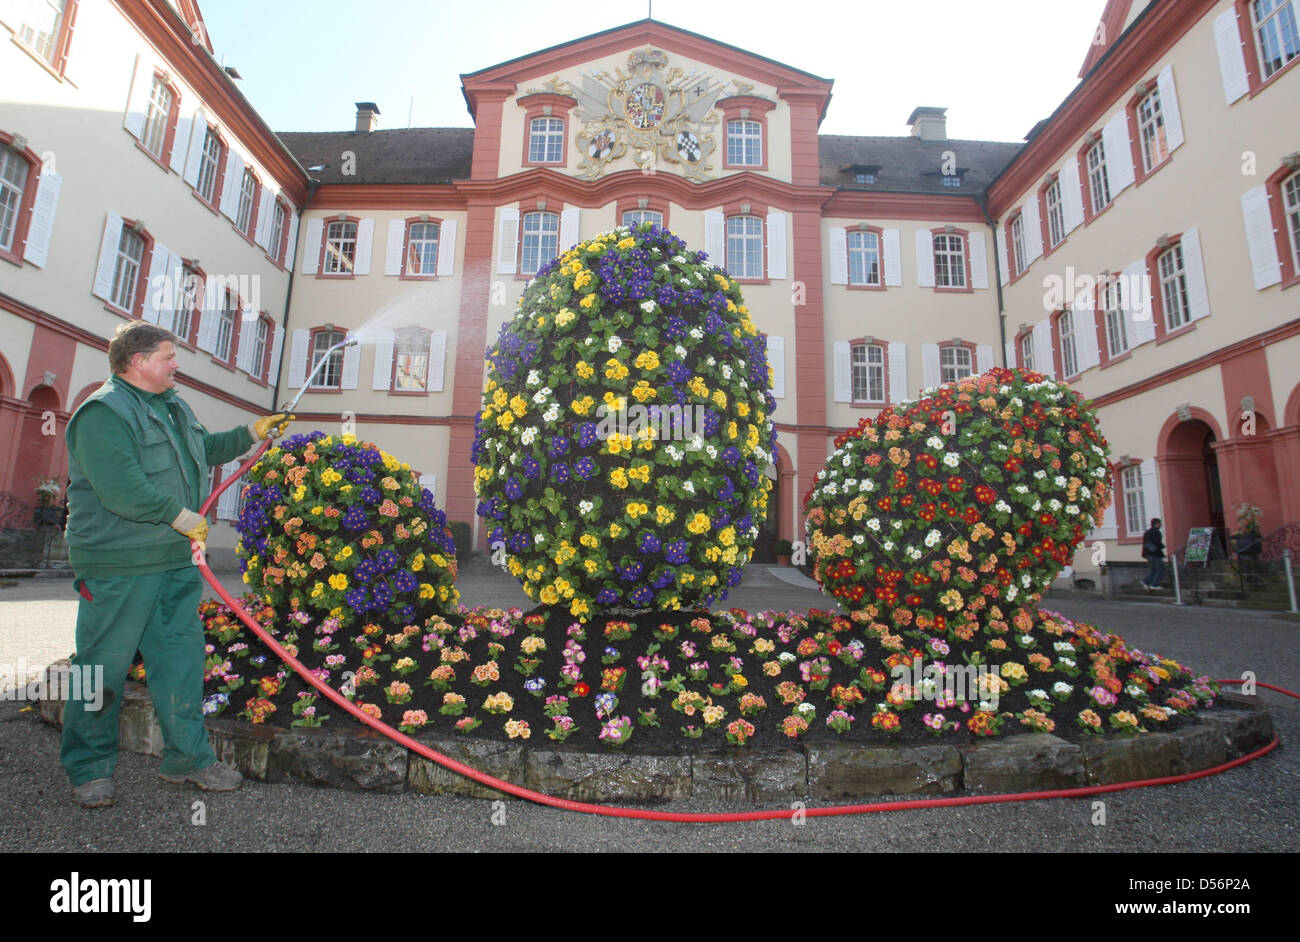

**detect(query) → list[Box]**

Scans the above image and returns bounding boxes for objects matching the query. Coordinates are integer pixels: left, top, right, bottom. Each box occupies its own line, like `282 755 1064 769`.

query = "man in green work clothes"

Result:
62 321 290 807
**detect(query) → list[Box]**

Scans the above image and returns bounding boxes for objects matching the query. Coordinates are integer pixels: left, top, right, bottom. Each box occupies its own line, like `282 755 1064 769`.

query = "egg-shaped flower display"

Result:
236 432 460 628
472 225 777 619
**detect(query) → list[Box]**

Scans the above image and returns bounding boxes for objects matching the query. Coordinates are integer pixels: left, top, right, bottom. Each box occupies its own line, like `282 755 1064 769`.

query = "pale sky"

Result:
200 0 1110 143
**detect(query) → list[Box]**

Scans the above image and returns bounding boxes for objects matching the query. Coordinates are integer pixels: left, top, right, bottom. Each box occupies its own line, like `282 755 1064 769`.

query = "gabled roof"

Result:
819 135 1023 196
275 128 474 184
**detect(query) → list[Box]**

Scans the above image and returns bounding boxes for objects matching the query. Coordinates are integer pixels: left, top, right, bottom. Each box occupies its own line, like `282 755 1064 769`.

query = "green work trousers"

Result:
60 567 216 786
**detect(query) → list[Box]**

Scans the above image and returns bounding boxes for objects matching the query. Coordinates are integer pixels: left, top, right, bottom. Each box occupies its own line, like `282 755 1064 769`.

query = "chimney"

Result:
907 106 948 142
355 102 380 134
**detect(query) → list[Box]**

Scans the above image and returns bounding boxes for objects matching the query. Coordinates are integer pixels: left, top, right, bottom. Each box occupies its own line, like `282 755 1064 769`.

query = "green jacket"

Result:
64 375 254 578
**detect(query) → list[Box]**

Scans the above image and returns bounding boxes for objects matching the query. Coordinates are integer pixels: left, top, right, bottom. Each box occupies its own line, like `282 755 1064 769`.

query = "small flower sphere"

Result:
472 224 777 618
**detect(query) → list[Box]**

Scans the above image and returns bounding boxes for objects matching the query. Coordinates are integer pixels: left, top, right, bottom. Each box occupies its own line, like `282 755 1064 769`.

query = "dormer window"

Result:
941 174 963 187
855 172 876 184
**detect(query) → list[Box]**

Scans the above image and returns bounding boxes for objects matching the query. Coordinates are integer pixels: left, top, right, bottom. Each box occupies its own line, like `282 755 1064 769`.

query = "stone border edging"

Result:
34 662 1275 804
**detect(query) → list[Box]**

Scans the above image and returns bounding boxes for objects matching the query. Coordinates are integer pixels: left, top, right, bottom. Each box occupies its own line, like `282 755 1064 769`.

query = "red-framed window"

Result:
1098 273 1131 366
1005 212 1028 279
233 166 260 241
308 326 346 390
847 225 885 290
938 342 976 383
1014 326 1036 372
519 209 559 276
397 217 442 279
1116 461 1148 541
246 312 274 383
193 124 227 211
12 0 79 78
719 96 773 171
211 285 240 368
617 196 669 231
105 220 154 318
1040 176 1066 251
849 338 890 405
1050 307 1081 378
1125 79 1172 185
392 326 432 392
138 71 180 167
1266 163 1300 289
0 134 40 266
1078 136 1111 223
318 215 360 277
169 261 202 348
266 197 290 267
1235 0 1300 96
726 214 764 280
931 227 972 292
518 93 575 168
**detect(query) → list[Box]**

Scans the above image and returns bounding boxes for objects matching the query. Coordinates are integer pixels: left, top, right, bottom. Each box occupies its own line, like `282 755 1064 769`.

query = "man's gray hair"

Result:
108 321 177 374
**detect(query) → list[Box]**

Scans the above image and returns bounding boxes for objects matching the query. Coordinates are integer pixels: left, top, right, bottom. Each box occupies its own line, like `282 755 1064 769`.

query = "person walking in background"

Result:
1141 517 1166 591
60 321 289 807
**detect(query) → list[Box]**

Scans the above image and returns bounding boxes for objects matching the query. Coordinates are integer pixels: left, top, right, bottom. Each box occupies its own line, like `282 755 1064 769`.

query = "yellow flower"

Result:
686 512 711 534
319 469 343 487
616 236 637 250
610 468 629 489
580 294 596 309
293 485 306 501
555 308 576 328
310 505 323 515
328 573 348 590
584 559 599 574
493 388 508 408
509 395 528 417
333 546 354 561
571 395 595 416
539 585 560 605
719 526 736 546
627 464 651 484
656 505 675 525
576 360 594 379
579 533 599 548
419 583 435 600
631 381 656 402
736 402 750 417
508 557 524 576
609 522 625 539
411 553 425 572
626 501 649 520
711 389 727 410
634 350 660 370
496 411 515 430
604 358 629 381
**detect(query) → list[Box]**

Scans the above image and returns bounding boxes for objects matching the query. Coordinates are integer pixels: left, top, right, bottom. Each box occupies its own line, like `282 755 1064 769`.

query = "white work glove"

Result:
171 508 209 551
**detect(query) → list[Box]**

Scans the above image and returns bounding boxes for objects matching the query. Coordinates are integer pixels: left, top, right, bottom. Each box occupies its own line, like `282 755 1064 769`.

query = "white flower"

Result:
526 370 540 386
1006 585 1018 601
1054 475 1067 487
666 445 683 461
675 345 688 358
682 481 695 494
705 445 717 459
1022 574 1032 587
1020 635 1035 646
1053 642 1075 653
532 388 550 404
860 480 875 492
1066 505 1079 515
520 427 538 445
1052 682 1073 695
640 301 656 314
689 327 704 340
778 652 796 664
943 453 960 468
1059 656 1076 668
578 500 594 516
842 456 852 467
1014 485 1030 494
1028 689 1047 700
535 533 546 543
1009 397 1023 408
721 365 732 379
852 534 864 544
796 701 815 715
1034 470 1047 479
673 255 686 263
867 518 881 531
1031 501 1042 512
906 546 922 560
892 520 904 529
543 404 559 422
924 529 942 547
1048 499 1062 511
705 356 716 366
927 436 945 449
608 336 622 353
882 541 895 551
823 483 839 496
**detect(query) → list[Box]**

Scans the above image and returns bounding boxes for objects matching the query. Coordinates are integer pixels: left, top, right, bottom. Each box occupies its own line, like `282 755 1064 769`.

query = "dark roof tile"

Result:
275 128 474 184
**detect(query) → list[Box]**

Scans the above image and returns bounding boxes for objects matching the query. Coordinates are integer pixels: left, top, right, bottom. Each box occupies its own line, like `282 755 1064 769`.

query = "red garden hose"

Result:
194 442 1289 823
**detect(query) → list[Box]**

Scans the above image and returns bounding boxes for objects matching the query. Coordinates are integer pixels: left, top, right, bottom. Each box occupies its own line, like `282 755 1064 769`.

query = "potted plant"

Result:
775 538 793 566
1234 503 1262 559
33 477 62 527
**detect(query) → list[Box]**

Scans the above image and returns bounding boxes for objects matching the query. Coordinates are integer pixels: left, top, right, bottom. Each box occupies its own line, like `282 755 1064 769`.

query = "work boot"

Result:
73 778 115 808
159 761 243 791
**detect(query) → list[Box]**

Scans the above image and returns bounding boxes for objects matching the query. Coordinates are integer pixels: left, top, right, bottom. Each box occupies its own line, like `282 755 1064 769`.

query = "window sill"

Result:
1134 155 1172 188
733 277 770 285
723 161 768 172
133 139 172 173
1042 240 1067 259
315 271 356 280
9 35 70 83
846 283 886 291
934 284 973 294
1082 202 1114 227
388 389 430 396
1279 272 1300 291
103 303 135 319
264 251 286 270
398 272 440 281
0 247 23 268
1098 351 1132 370
849 400 886 409
232 225 259 247
1249 55 1300 98
522 159 567 168
306 386 344 394
192 190 221 216
209 357 237 373
1155 321 1197 345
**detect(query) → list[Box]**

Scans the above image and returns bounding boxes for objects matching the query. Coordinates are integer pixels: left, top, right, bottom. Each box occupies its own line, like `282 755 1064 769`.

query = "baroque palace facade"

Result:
2 0 1298 580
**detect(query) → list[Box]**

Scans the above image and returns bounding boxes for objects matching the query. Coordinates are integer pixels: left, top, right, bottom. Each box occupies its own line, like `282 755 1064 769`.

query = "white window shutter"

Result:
915 230 935 287
216 461 241 521
883 229 902 286
372 330 395 390
969 230 989 290
235 305 258 372
1181 227 1211 322
428 331 447 392
268 323 285 386
123 55 150 139
166 253 183 329
996 226 1009 286
1240 187 1282 289
1140 458 1163 526
284 211 300 272
1090 500 1118 541
1074 289 1100 372
1156 65 1184 153
704 210 725 268
560 207 580 250
921 343 941 389
353 218 374 275
91 212 124 301
23 169 61 267
832 341 851 402
975 344 994 374
182 111 206 187
300 218 322 275
497 207 520 275
1214 9 1250 105
383 220 405 275
766 335 785 398
1123 259 1156 346
218 149 244 220
169 114 191 176
766 212 787 280
1005 339 1018 369
1060 156 1085 233
340 338 361 389
1032 319 1055 379
888 341 908 403
828 226 848 285
254 186 275 249
195 297 219 353
436 219 457 277
419 474 437 503
287 329 310 388
1102 111 1135 194
143 244 171 325
1021 196 1043 263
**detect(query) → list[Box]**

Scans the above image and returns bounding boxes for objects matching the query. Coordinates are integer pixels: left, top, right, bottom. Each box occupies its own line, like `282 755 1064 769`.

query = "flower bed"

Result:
471 224 777 618
197 599 1217 749
234 432 459 630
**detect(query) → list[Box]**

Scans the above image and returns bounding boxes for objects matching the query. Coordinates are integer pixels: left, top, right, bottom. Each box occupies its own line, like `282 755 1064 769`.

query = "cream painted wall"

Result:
0 316 35 392
495 46 792 183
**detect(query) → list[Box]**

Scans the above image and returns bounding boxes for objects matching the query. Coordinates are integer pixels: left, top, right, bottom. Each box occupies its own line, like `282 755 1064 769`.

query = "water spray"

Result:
280 335 358 415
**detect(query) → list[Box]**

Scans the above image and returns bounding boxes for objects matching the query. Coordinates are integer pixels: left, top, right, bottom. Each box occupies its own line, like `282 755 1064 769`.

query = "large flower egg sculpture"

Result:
472 225 777 619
